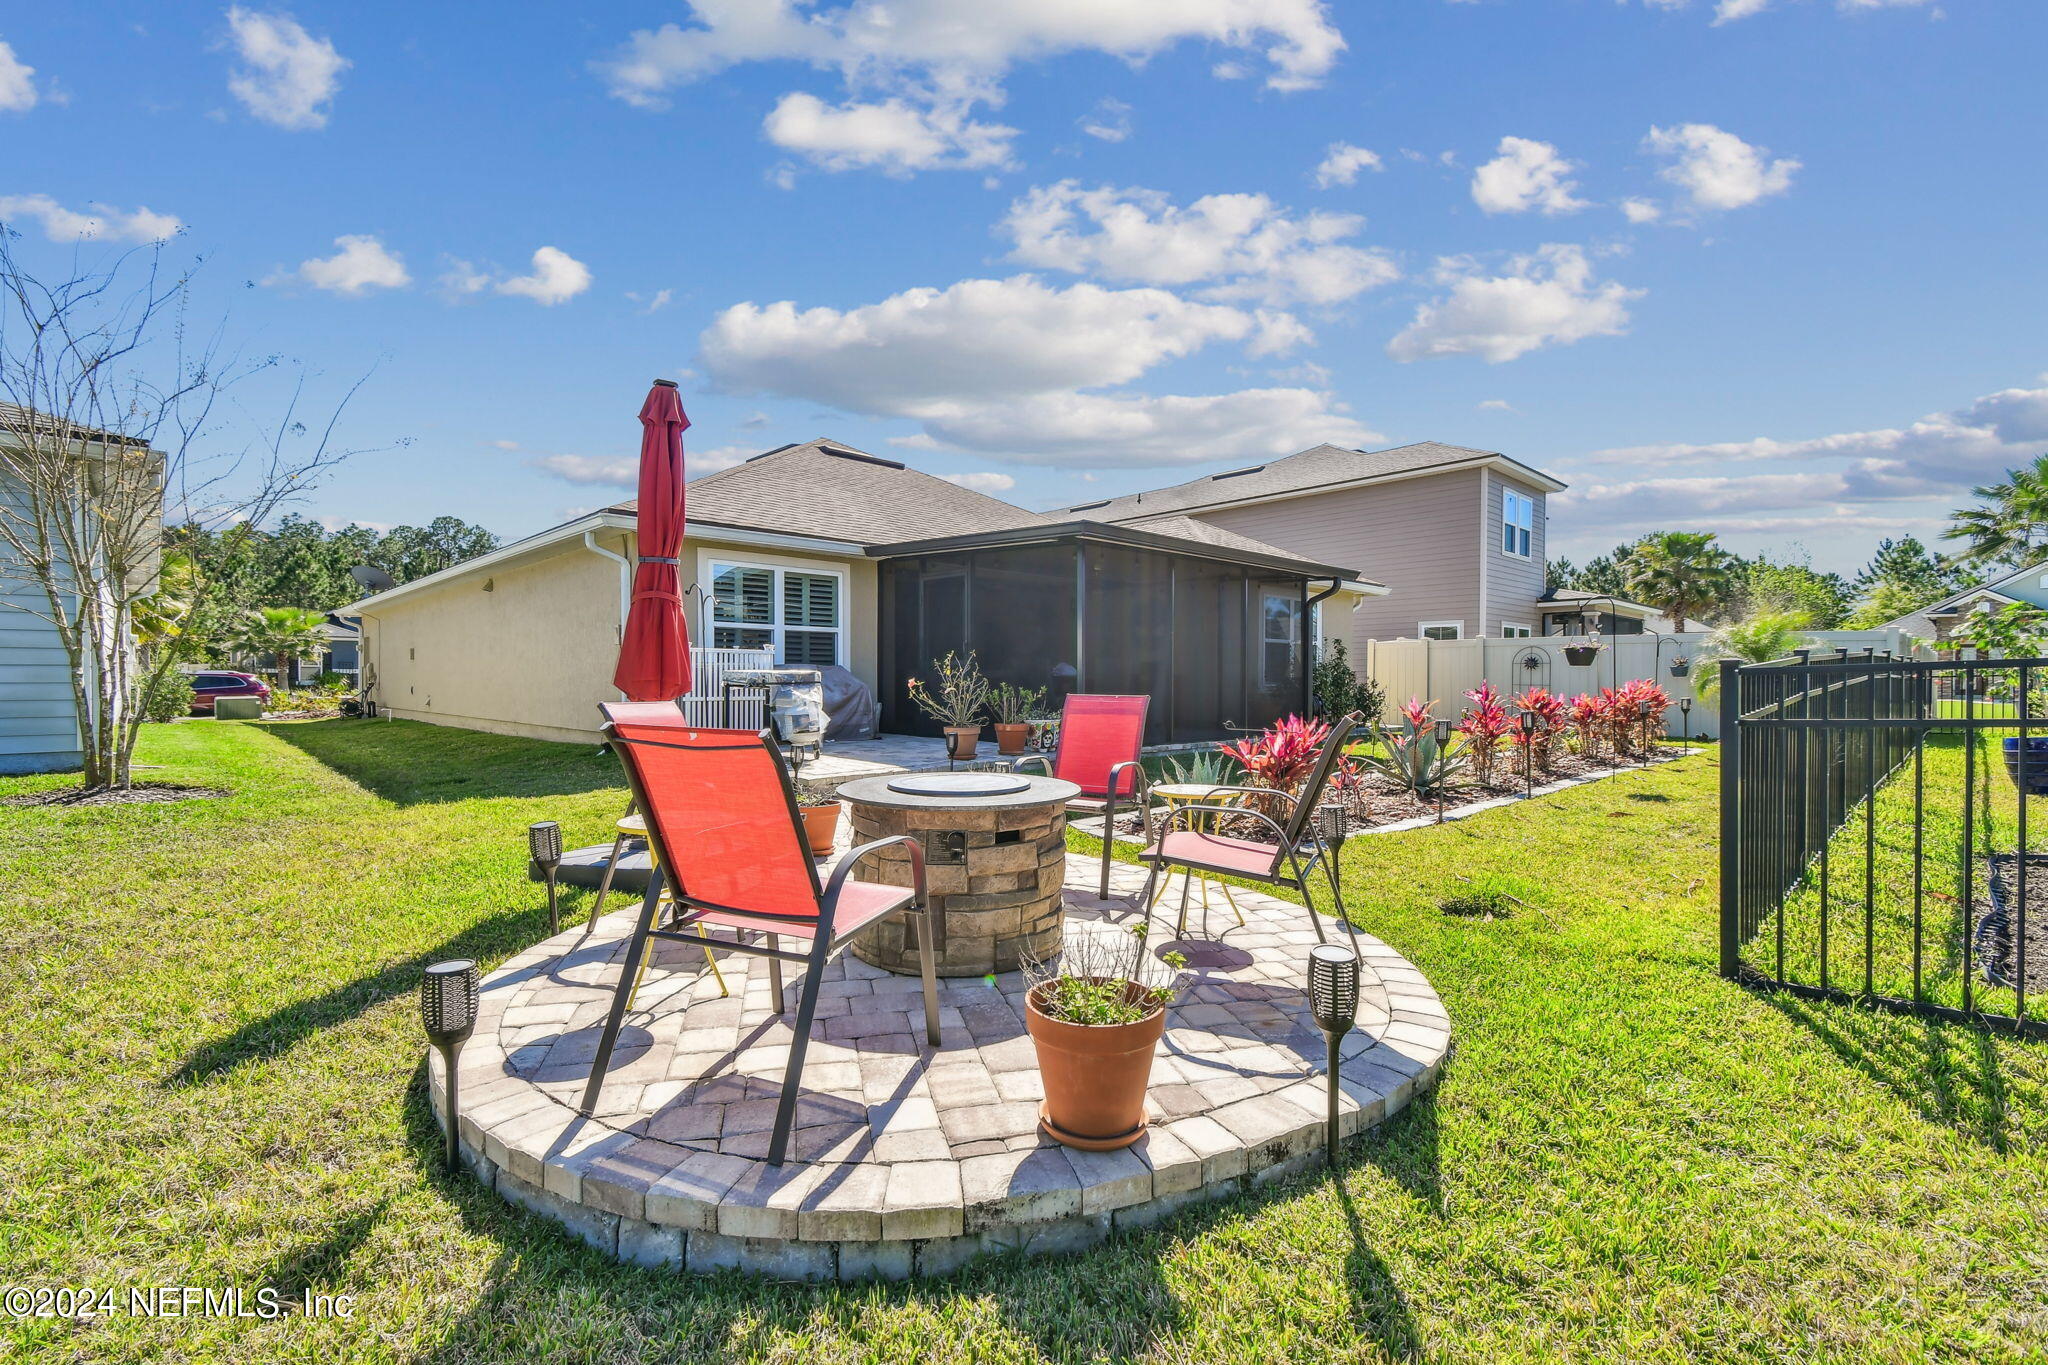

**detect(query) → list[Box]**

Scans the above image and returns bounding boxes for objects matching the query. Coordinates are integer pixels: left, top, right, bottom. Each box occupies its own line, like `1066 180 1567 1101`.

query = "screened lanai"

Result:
873 523 1357 746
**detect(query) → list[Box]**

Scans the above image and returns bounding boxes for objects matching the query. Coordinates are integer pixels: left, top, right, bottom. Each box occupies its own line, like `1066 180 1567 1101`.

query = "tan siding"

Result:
1195 469 1485 650
359 527 881 744
1483 471 1549 635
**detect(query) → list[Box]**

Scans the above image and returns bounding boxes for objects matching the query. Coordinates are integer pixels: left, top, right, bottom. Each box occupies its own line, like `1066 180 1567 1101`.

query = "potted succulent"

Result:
1023 925 1188 1151
907 650 992 760
989 681 1047 756
1669 656 1690 678
792 778 842 856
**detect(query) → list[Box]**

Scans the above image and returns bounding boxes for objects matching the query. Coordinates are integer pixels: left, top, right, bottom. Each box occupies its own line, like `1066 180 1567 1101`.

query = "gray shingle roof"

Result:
610 438 1048 545
1066 441 1562 521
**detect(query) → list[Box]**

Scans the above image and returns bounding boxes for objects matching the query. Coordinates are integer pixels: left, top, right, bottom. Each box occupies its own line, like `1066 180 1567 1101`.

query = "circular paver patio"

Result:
438 854 1450 1281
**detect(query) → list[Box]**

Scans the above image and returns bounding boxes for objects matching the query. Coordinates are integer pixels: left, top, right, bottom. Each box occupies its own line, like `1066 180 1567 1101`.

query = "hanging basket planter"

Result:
1669 658 1691 678
1564 645 1602 667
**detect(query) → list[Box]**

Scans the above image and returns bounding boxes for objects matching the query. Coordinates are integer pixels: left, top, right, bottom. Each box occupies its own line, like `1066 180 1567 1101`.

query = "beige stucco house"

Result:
348 439 1381 748
1066 441 1569 653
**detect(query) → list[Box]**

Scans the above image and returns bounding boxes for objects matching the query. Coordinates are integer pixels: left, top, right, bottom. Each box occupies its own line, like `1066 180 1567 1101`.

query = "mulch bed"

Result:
1981 853 2048 996
3 783 231 808
1105 746 1678 839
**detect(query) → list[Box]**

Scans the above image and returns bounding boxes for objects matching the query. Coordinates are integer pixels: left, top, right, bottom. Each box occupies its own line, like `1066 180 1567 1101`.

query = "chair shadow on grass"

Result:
1765 991 2022 1152
258 717 624 807
167 901 557 1085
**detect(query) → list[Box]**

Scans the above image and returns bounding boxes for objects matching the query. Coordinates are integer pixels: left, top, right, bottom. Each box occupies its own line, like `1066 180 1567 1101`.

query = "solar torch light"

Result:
1315 801 1349 899
1519 710 1539 799
1680 697 1693 757
1307 944 1361 1168
1432 719 1454 824
422 959 480 1171
529 820 563 933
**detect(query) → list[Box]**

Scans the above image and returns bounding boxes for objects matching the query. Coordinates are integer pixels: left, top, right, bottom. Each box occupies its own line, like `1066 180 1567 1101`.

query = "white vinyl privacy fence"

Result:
1361 629 1927 740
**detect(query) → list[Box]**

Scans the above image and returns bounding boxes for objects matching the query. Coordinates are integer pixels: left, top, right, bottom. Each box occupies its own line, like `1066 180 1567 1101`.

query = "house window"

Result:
1419 621 1463 641
1261 592 1302 688
1500 622 1533 638
711 561 844 667
1502 489 1534 558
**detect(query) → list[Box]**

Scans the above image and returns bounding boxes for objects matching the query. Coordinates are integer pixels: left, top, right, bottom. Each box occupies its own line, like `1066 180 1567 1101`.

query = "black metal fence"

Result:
1720 651 2047 1038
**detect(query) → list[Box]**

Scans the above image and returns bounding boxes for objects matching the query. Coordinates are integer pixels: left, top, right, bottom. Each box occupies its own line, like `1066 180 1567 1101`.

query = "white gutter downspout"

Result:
585 530 633 701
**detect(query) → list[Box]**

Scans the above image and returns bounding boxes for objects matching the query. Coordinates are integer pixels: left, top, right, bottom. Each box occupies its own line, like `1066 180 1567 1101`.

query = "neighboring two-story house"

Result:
1067 441 1567 656
1882 557 2048 645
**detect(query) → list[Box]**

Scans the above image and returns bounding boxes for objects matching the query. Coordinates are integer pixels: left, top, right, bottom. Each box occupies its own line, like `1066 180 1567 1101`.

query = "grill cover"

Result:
725 668 827 747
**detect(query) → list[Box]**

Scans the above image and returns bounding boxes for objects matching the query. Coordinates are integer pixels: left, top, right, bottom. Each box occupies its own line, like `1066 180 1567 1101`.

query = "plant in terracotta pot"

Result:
907 650 991 760
791 777 842 856
1023 925 1189 1151
989 681 1047 756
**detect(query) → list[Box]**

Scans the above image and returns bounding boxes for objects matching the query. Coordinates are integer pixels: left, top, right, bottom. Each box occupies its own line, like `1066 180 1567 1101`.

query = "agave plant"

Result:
1362 709 1470 797
1160 746 1235 786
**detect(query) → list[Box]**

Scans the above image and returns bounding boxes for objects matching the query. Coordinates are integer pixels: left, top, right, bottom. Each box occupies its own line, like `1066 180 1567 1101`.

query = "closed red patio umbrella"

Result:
612 379 692 702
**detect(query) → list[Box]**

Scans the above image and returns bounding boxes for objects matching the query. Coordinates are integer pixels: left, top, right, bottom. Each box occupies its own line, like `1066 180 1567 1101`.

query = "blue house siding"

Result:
0 482 82 775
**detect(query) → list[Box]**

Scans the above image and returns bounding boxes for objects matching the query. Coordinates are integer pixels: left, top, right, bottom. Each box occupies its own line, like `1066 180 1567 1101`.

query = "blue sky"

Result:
3 1 2043 573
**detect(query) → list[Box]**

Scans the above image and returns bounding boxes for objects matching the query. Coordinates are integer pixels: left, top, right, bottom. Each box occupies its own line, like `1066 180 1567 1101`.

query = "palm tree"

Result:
1689 611 1814 697
235 606 328 687
1623 531 1736 629
1942 453 2048 568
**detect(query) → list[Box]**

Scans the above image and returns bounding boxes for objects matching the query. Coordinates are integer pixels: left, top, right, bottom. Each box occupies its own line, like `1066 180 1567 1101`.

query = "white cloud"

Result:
223 7 347 130
267 234 410 295
0 193 182 243
1469 136 1589 216
1554 377 2048 549
702 274 1286 413
595 1 1346 109
0 40 38 112
1644 123 1798 211
763 91 1015 174
1387 245 1639 364
628 288 674 314
1620 198 1662 224
1000 181 1398 307
1313 142 1381 189
937 471 1017 492
533 444 753 486
1078 97 1132 143
1478 398 1517 413
444 247 593 306
492 440 521 450
914 387 1376 468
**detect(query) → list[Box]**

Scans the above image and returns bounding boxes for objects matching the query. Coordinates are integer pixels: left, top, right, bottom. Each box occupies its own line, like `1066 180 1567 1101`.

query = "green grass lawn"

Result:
3 719 2045 1363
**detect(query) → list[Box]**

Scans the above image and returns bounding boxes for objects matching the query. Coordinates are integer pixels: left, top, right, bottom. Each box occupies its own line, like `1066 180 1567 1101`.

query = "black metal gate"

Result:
1719 651 2047 1038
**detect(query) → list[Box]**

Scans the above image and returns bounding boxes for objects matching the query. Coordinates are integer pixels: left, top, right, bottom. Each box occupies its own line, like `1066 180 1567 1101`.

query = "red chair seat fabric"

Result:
1141 829 1283 878
684 880 914 941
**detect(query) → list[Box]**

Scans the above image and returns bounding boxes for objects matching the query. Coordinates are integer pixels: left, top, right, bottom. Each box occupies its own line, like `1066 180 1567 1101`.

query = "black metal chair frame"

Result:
1137 712 1365 951
577 723 941 1167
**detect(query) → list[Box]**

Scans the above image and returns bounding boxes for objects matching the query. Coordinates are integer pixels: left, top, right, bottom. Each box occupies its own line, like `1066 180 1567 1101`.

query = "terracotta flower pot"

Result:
993 722 1031 755
944 724 982 760
798 802 840 856
1024 980 1166 1151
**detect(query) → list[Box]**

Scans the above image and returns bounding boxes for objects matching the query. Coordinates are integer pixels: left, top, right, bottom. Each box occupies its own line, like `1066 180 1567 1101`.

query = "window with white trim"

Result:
1500 622 1533 638
1419 621 1463 640
1502 489 1534 558
1260 592 1302 688
710 561 844 667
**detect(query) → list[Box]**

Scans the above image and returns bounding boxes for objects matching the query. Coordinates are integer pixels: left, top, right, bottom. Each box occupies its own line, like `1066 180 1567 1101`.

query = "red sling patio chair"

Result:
1009 693 1154 900
1136 711 1366 948
578 703 942 1167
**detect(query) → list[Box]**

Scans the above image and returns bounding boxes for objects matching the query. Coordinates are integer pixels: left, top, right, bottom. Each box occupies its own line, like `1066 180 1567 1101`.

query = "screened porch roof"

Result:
865 517 1374 586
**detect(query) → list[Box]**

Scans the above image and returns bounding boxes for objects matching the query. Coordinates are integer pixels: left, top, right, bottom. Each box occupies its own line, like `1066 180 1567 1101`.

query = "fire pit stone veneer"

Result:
837 773 1080 977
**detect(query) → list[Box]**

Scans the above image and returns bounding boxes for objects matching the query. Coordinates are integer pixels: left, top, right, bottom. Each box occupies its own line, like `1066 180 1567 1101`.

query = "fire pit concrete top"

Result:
838 773 1080 811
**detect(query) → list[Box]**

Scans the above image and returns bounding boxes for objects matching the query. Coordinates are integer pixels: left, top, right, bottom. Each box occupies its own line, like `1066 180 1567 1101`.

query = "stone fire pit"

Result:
837 772 1079 977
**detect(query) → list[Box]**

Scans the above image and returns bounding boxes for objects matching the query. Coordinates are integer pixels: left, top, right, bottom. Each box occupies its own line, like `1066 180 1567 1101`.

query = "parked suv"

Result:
189 671 272 714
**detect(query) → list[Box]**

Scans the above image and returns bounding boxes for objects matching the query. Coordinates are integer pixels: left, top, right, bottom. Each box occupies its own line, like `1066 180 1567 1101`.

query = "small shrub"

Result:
141 671 196 723
1221 713 1331 796
1458 682 1515 784
1311 639 1384 728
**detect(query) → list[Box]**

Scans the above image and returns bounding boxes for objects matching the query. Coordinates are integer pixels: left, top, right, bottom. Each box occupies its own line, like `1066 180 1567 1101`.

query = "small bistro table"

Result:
837 772 1080 977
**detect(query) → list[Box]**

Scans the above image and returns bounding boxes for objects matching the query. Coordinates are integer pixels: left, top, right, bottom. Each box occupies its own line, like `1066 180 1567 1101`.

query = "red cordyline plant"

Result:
1399 696 1436 732
1457 682 1515 785
1567 692 1607 757
1615 678 1671 753
1222 713 1331 797
1511 685 1569 771
1599 685 1644 754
